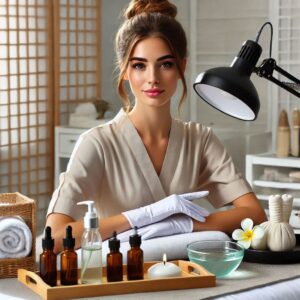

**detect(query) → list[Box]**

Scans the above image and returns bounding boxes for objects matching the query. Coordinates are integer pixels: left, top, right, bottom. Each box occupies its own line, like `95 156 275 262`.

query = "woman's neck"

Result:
128 104 172 142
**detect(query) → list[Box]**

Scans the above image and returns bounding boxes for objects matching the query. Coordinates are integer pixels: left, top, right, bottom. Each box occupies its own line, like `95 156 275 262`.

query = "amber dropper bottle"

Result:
127 226 144 280
60 225 78 285
40 226 57 286
107 231 123 282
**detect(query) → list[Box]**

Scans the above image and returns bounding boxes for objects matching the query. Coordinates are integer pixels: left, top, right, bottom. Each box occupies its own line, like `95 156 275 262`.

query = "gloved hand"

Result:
122 191 209 228
118 215 193 242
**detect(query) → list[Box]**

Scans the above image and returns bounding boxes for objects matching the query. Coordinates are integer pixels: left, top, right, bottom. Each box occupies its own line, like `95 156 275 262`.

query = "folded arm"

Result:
193 192 267 234
46 191 209 253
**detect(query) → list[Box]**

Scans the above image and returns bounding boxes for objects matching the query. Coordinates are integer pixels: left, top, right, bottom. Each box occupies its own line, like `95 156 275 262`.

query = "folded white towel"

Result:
0 216 32 259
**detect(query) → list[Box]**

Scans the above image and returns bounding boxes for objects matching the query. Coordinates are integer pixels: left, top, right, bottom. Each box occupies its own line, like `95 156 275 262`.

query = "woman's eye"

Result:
131 63 145 70
161 61 175 69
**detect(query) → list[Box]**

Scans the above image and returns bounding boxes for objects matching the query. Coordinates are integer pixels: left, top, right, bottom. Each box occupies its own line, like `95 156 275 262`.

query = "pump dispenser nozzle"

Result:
77 200 99 229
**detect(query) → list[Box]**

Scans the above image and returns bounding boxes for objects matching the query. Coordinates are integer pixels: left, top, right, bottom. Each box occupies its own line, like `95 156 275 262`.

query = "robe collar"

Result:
116 109 182 202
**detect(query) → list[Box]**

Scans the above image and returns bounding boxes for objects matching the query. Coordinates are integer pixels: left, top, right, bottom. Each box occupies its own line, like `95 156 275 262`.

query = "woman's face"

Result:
125 36 185 109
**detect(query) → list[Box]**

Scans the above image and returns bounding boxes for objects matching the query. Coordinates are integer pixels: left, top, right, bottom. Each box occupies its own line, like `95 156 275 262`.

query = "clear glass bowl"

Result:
187 240 244 278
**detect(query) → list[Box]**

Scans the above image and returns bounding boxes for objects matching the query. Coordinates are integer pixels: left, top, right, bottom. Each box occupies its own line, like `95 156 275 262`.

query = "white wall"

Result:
101 0 128 112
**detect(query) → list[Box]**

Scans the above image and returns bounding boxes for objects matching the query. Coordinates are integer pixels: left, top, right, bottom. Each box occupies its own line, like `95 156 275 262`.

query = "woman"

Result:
46 0 266 253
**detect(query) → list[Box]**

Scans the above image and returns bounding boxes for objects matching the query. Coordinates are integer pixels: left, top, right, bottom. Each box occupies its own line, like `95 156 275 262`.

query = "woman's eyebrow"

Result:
129 54 175 62
130 57 147 62
157 54 175 61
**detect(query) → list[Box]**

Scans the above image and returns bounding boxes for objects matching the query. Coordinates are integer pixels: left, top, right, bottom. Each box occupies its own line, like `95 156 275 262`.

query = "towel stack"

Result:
0 216 32 259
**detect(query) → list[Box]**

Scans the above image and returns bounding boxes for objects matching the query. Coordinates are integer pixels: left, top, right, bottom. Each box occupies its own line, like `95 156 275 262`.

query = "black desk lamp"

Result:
193 22 300 121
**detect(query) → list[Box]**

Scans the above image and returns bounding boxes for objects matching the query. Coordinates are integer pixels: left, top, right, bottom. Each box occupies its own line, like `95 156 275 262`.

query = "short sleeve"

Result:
198 128 252 208
47 130 105 220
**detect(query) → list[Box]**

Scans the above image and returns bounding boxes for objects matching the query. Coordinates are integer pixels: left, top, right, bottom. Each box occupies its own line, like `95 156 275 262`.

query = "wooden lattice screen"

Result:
0 0 101 227
0 1 53 226
53 0 101 125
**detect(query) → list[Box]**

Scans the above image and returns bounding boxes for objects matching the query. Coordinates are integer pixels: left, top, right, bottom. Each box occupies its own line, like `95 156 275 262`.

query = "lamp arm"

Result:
255 58 300 98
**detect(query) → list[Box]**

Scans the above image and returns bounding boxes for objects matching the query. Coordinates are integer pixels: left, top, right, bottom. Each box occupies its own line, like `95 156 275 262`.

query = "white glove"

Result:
118 215 193 242
122 191 209 228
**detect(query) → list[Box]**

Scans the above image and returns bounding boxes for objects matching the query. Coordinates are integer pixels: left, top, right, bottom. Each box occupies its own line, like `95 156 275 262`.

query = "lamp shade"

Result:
193 40 262 121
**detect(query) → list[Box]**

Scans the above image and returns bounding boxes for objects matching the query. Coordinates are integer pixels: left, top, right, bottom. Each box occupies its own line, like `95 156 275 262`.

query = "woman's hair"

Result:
115 0 188 112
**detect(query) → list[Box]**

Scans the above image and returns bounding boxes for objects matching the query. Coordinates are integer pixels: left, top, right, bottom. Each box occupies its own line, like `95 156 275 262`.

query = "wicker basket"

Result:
0 192 36 278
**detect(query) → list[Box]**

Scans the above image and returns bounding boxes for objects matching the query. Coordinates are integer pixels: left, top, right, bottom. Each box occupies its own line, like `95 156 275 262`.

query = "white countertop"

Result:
2 262 300 300
3 232 300 299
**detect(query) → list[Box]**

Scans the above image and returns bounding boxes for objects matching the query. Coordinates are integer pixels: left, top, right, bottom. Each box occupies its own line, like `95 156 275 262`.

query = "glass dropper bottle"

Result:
40 226 57 286
107 231 123 282
60 225 78 285
127 226 143 280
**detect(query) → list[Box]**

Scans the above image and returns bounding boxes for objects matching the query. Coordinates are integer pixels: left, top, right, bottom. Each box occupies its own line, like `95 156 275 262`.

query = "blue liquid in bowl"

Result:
187 241 244 278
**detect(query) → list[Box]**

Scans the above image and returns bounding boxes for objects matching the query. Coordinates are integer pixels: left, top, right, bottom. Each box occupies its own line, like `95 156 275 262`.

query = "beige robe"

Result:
47 110 252 220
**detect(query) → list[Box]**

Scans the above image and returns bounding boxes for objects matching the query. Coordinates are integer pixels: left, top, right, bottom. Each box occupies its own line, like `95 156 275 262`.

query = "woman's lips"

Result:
144 89 164 97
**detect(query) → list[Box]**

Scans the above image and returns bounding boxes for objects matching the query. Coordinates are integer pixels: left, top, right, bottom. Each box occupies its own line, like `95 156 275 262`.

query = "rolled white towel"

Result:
0 216 32 258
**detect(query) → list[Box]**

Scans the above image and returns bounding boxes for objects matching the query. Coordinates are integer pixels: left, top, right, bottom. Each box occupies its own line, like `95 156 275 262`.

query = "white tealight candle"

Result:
147 253 182 279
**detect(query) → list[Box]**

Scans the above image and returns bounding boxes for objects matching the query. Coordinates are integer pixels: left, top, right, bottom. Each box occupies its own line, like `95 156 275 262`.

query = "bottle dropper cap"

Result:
129 226 141 247
109 231 120 251
42 226 54 250
63 225 75 249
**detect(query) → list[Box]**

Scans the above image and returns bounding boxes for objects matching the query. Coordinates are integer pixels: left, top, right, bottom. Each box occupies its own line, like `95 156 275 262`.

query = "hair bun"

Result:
124 0 177 20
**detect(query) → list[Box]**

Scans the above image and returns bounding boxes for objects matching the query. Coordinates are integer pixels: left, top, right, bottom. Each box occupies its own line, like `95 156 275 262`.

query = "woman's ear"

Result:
123 70 129 81
123 65 130 81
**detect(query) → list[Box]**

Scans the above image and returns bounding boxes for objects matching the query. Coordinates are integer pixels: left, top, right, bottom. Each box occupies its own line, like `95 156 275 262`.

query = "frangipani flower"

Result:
232 218 265 249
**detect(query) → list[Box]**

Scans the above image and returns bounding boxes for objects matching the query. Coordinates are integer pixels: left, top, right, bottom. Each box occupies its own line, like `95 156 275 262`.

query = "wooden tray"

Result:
18 260 215 300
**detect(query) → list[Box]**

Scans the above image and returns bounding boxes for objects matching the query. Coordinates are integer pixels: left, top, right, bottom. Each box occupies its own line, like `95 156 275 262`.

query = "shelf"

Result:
247 153 300 215
54 126 88 187
253 180 300 190
256 194 300 206
247 153 300 167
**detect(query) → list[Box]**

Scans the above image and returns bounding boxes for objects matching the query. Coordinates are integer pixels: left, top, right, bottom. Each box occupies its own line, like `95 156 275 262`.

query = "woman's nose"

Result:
148 67 160 85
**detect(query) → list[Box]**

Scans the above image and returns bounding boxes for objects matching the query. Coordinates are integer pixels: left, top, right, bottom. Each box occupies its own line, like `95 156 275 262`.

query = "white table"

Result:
2 263 300 300
4 232 300 299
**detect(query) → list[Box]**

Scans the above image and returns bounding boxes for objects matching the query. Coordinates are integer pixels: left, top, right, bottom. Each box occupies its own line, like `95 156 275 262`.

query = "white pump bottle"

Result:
77 200 102 284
